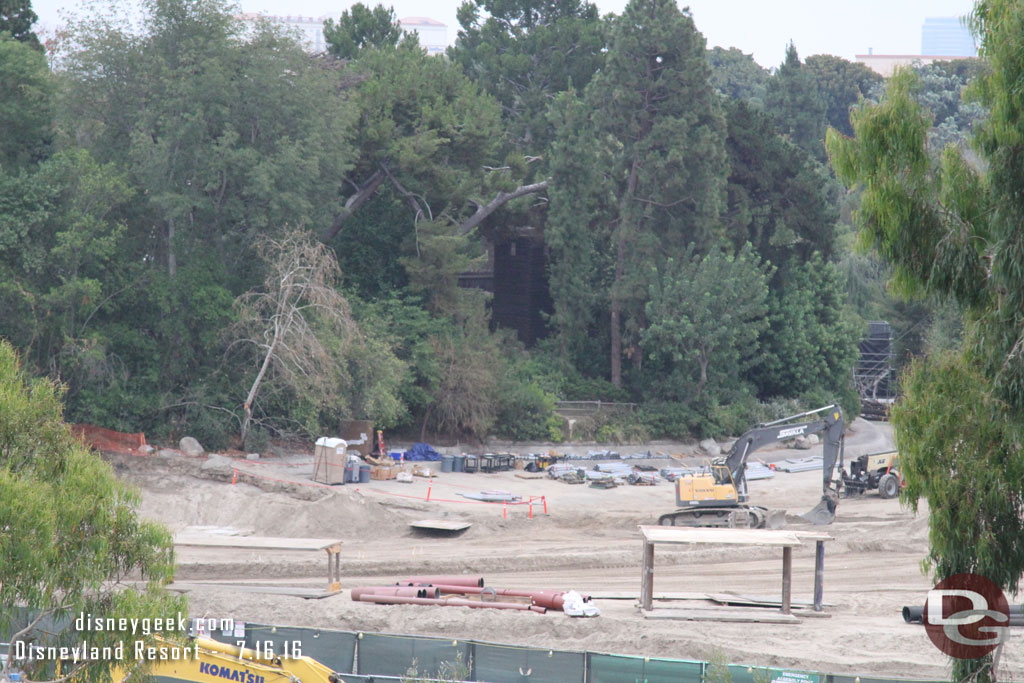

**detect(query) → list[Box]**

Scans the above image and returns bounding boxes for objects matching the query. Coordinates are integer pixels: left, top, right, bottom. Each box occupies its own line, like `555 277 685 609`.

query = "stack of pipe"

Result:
350 575 591 614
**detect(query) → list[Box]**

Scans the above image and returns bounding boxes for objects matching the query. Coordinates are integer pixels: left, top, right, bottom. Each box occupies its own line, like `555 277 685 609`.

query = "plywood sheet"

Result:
173 534 342 551
409 519 473 531
167 582 339 599
641 608 800 623
638 525 801 546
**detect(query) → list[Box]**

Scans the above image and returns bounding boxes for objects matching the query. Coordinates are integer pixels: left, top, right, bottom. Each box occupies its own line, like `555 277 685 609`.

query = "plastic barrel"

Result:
453 455 466 472
441 455 454 473
359 464 371 483
346 461 360 483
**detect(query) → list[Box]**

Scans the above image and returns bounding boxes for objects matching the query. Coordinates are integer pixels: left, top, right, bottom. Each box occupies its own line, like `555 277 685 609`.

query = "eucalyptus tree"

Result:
828 3 1024 679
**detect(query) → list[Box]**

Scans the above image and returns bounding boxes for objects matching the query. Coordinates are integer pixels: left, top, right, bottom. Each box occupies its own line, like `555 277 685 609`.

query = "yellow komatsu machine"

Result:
659 404 845 529
113 637 346 683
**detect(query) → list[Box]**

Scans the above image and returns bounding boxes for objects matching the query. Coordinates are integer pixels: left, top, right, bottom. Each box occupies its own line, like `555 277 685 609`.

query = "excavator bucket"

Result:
800 491 838 525
763 509 788 529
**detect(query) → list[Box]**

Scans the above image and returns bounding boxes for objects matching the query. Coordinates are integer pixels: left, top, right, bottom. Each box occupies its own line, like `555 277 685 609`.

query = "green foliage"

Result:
804 54 882 137
0 32 51 168
894 350 1024 588
752 254 860 410
0 148 136 417
559 373 631 402
706 46 768 106
545 91 614 373
563 0 729 387
448 0 606 151
0 0 41 48
636 401 697 440
323 3 410 59
0 340 184 681
642 244 771 402
766 43 827 160
827 3 1024 679
910 60 986 152
723 99 839 263
493 378 560 441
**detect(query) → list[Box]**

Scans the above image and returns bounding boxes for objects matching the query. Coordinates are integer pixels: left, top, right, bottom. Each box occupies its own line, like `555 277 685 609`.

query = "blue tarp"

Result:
404 442 442 461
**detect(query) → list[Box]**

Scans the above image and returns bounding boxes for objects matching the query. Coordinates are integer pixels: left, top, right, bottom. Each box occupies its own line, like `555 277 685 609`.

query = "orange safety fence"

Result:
71 423 147 455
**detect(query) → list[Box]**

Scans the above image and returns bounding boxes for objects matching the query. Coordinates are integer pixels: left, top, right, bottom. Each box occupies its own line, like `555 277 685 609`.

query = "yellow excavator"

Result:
112 636 346 683
658 404 845 528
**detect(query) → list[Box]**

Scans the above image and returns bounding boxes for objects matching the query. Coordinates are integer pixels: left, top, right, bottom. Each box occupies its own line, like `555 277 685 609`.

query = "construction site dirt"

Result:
113 418 1024 680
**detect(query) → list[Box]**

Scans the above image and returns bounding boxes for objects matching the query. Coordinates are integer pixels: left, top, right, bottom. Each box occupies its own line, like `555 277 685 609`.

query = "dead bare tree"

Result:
232 230 358 446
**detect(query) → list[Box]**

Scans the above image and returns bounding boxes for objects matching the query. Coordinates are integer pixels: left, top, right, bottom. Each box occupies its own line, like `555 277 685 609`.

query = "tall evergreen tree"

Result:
448 0 605 151
766 43 827 159
0 32 51 169
574 0 728 387
0 0 41 49
323 3 411 60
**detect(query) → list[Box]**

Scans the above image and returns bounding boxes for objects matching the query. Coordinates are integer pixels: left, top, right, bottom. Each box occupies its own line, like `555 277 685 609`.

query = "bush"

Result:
560 374 632 402
493 380 561 441
637 402 698 440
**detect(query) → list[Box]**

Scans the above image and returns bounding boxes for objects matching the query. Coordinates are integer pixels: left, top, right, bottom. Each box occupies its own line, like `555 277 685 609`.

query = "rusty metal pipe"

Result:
400 576 484 587
412 585 590 611
351 586 440 601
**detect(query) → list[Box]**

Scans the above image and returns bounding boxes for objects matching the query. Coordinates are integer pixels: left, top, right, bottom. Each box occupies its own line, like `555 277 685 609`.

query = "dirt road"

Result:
120 419 1023 679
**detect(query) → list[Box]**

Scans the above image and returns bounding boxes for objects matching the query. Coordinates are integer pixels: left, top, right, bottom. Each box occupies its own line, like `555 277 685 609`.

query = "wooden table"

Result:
637 526 832 616
173 534 344 592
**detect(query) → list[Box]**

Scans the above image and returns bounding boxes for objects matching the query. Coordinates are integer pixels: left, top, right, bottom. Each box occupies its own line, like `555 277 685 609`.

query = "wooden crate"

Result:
370 465 399 480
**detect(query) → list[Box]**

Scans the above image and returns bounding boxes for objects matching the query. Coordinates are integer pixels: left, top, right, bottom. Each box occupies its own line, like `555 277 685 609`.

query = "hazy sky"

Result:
32 0 978 68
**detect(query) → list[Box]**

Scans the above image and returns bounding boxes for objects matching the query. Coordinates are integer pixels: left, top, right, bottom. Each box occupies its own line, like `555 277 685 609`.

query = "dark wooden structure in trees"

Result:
458 234 553 347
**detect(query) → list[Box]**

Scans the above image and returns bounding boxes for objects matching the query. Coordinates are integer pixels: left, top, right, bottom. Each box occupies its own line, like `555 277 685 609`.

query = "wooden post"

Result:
813 540 825 612
781 546 792 615
640 540 655 611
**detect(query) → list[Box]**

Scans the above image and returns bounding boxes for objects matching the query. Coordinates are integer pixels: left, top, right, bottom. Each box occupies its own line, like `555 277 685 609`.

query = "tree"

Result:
323 3 411 60
0 0 41 49
576 0 729 387
804 54 882 137
448 0 605 151
642 244 771 401
56 0 358 442
0 340 184 682
545 91 615 374
765 43 827 159
0 149 135 415
231 230 404 446
706 46 768 107
723 99 838 263
0 32 51 169
826 3 1024 678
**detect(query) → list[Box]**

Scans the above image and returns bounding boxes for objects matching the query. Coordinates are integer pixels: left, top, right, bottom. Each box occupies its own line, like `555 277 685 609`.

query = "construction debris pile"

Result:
350 576 599 617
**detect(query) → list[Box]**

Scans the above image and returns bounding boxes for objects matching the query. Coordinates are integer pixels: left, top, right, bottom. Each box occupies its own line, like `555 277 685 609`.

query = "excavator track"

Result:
657 506 776 529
